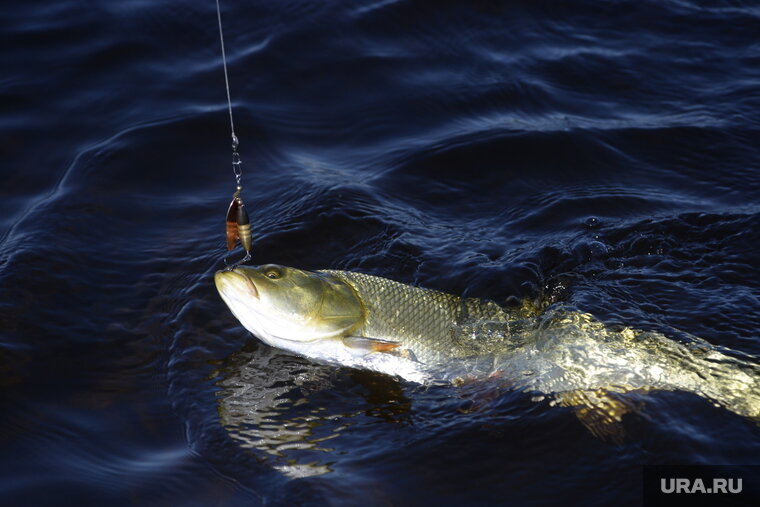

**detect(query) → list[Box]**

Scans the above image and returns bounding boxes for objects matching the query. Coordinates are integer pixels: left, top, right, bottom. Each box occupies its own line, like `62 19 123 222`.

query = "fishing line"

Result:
216 0 252 267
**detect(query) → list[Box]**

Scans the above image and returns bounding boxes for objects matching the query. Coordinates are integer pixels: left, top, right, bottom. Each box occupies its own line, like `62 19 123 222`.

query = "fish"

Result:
215 264 760 439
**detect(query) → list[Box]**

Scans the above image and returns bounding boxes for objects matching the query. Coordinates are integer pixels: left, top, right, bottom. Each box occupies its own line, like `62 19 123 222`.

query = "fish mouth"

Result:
215 269 259 299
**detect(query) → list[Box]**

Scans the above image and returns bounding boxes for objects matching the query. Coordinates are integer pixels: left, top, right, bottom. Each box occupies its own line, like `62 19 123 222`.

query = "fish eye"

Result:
265 268 281 280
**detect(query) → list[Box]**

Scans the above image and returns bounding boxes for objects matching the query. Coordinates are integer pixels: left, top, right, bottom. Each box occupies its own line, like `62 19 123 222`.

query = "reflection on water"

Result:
213 340 412 478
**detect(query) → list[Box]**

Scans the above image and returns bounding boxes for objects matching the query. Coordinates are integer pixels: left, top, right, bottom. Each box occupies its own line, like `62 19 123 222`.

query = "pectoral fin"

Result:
342 336 418 361
555 388 637 444
343 336 400 352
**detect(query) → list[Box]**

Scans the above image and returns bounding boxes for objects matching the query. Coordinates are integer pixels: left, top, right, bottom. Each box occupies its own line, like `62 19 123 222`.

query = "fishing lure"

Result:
225 193 239 251
225 189 252 261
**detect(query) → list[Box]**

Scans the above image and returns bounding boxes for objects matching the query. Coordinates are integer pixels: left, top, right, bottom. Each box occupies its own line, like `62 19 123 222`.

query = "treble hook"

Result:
223 249 251 269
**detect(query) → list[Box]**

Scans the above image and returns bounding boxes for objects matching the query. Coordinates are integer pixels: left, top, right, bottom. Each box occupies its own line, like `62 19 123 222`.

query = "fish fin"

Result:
343 336 400 353
342 336 417 361
555 388 635 444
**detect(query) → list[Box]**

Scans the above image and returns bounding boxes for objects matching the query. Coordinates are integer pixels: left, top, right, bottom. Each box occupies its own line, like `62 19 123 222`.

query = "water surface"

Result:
1 0 759 504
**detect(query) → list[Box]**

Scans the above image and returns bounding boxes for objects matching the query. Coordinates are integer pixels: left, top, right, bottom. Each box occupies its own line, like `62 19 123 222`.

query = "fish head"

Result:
214 264 364 346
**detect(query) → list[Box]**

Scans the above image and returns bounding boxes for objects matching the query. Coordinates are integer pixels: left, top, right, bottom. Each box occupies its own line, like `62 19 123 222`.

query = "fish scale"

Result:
322 270 513 364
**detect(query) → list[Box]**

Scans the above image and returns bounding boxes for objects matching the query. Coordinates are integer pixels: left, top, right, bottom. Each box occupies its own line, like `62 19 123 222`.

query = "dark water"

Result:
2 0 759 504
